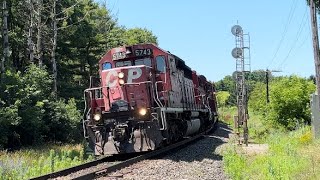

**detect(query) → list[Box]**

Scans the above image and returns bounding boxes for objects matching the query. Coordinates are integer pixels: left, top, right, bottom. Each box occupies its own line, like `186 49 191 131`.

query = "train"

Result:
83 43 218 156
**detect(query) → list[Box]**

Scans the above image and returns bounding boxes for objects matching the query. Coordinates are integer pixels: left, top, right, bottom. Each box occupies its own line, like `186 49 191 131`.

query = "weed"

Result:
0 144 93 180
223 126 320 180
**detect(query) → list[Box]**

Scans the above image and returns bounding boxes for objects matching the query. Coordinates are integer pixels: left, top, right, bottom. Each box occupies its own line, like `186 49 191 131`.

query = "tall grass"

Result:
0 144 93 180
223 126 320 180
219 106 274 143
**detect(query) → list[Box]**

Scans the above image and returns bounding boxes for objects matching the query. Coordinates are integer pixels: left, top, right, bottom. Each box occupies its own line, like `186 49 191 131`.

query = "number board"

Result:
112 51 126 60
134 48 153 56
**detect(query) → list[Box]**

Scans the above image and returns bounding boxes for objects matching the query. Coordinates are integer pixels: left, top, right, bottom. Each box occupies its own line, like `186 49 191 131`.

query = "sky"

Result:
98 0 314 82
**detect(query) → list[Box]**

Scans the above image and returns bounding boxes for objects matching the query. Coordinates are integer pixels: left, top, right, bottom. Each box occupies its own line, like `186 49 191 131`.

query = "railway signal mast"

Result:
231 25 251 146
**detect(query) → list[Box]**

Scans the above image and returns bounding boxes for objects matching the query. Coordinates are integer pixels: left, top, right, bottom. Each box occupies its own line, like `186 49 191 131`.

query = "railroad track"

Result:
31 125 215 180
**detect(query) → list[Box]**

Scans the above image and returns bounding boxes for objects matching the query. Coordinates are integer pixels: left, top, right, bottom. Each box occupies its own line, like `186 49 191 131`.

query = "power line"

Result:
278 7 308 69
280 15 311 69
267 0 298 68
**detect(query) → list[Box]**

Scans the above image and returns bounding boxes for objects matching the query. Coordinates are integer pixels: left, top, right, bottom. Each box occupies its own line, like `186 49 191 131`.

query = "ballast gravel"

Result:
102 123 231 180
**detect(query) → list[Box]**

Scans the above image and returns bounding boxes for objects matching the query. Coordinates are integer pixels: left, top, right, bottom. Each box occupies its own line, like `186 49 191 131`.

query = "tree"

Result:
216 70 271 106
27 0 35 63
51 0 58 97
0 64 81 148
1 0 9 82
248 82 267 113
216 91 230 108
36 0 44 66
215 75 236 105
124 28 158 45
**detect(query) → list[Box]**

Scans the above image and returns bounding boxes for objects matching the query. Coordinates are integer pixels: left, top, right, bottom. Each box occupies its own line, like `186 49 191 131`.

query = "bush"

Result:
216 91 230 108
43 99 81 142
0 65 82 149
249 76 315 130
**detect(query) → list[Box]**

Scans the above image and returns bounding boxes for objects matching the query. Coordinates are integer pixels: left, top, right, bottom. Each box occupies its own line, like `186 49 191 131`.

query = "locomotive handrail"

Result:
154 80 169 130
155 81 167 108
122 81 152 85
84 86 104 92
83 91 93 139
202 95 212 121
160 110 167 130
84 81 152 92
206 96 213 120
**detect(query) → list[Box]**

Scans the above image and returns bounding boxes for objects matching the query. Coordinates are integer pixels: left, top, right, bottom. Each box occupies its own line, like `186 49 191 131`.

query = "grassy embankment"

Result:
220 107 320 180
0 144 93 180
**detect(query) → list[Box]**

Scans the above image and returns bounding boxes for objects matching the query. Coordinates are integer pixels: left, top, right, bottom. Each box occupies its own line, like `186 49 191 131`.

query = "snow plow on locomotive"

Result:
83 43 218 156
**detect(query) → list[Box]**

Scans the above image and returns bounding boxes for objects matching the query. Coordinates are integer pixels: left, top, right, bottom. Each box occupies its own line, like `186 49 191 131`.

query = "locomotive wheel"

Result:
167 127 174 145
166 123 178 145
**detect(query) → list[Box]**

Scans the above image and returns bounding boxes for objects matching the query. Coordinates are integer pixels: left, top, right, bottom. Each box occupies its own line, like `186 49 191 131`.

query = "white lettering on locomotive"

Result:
105 68 142 87
127 68 142 83
105 70 118 87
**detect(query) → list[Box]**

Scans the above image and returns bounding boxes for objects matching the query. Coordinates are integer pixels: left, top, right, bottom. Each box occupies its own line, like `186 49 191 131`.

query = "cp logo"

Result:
105 68 142 87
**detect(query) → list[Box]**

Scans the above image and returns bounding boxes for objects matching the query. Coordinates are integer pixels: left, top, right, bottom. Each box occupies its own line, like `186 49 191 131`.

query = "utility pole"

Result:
266 70 269 103
310 0 320 106
310 0 320 139
265 69 281 104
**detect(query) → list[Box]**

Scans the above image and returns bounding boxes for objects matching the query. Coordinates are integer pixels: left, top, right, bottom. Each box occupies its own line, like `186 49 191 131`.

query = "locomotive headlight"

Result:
93 113 101 121
119 79 125 85
139 108 147 116
118 72 125 79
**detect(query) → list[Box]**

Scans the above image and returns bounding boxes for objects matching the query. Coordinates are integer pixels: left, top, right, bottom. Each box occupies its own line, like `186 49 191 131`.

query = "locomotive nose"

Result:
110 99 129 112
101 66 150 112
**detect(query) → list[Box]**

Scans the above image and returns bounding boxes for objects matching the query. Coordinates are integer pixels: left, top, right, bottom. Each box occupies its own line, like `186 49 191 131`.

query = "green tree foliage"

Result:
248 82 266 113
215 75 236 105
0 65 81 149
123 28 158 45
56 1 158 102
215 70 268 105
249 76 315 130
216 91 230 108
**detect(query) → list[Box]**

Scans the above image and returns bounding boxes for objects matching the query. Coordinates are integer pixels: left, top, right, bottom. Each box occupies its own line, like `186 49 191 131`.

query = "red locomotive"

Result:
83 43 218 155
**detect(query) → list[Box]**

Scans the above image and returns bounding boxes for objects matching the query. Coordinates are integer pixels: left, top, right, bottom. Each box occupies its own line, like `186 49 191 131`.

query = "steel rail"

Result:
31 124 216 180
30 154 137 180
73 126 215 180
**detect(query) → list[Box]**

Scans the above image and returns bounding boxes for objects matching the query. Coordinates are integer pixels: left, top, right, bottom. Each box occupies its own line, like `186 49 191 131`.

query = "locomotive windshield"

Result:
116 60 132 67
134 58 151 67
113 58 152 68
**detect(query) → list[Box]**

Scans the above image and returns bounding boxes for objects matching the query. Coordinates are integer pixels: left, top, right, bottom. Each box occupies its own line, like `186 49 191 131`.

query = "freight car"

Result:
83 43 218 155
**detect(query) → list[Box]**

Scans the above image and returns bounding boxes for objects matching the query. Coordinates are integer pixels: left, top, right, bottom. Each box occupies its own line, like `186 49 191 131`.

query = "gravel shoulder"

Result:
104 122 232 180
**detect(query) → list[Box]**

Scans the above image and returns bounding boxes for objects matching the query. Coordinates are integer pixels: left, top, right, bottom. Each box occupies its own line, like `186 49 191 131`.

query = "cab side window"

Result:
102 62 112 70
156 56 166 73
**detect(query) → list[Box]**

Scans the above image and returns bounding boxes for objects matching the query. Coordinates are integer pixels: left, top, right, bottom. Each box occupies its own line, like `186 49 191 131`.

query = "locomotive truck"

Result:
83 43 218 155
